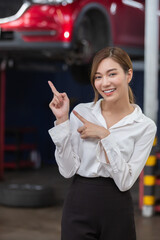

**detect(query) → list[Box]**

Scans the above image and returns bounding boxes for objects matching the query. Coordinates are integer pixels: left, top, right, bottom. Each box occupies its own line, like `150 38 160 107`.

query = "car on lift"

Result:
0 0 145 82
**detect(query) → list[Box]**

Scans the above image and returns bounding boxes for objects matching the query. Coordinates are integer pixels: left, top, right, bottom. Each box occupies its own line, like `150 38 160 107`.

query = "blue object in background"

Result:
5 65 93 165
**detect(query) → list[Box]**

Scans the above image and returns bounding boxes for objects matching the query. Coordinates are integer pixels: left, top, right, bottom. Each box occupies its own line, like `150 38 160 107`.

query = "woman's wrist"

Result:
56 115 69 125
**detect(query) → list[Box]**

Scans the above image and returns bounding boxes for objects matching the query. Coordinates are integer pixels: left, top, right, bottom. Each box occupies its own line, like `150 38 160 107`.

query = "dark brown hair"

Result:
90 47 135 103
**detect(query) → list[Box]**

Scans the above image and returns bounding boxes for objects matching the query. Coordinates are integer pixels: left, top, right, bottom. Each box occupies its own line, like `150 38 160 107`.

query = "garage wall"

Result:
5 66 94 165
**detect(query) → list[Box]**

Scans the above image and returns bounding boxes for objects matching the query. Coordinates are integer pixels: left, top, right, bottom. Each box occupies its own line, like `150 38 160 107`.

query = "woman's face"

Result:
94 58 132 105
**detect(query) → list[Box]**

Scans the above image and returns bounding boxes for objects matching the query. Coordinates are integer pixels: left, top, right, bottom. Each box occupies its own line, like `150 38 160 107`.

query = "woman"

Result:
48 47 157 240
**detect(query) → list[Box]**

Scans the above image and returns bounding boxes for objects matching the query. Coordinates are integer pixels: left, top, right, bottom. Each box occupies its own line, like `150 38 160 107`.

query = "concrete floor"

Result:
0 166 160 240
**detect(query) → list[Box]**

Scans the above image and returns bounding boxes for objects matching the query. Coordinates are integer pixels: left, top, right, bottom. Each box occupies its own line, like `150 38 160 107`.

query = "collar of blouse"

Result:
91 99 144 129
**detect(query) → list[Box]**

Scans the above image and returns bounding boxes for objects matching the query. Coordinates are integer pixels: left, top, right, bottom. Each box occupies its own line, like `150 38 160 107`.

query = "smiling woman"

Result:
48 46 157 240
91 47 135 104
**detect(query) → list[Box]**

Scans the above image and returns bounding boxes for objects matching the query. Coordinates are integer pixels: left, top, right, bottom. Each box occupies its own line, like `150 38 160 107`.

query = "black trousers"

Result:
61 174 136 240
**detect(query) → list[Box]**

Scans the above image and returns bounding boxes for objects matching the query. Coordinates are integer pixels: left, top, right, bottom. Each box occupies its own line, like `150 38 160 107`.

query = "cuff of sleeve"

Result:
96 141 110 165
101 133 118 150
100 134 120 173
48 120 70 144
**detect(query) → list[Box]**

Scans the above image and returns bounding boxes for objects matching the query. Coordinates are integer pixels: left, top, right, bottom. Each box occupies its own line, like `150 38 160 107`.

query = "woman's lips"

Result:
103 88 116 96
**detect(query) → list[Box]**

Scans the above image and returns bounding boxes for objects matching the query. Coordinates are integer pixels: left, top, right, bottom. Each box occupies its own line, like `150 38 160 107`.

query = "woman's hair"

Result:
90 47 135 104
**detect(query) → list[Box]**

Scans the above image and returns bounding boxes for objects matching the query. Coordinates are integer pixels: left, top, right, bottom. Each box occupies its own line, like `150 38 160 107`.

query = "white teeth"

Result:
104 89 115 93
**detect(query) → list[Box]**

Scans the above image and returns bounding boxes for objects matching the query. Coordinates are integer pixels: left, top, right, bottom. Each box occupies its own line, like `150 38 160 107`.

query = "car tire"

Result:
69 16 93 84
71 10 111 84
73 16 94 65
0 183 55 208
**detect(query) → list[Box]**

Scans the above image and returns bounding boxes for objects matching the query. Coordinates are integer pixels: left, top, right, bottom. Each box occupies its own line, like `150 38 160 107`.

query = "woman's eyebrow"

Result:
95 68 117 75
107 68 117 73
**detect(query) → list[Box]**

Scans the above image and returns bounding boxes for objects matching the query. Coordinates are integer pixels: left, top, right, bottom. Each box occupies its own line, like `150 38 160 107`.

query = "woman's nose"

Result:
102 76 110 87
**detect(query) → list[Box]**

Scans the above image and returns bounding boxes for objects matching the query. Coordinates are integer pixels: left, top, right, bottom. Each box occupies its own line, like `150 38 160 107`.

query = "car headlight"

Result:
31 0 74 5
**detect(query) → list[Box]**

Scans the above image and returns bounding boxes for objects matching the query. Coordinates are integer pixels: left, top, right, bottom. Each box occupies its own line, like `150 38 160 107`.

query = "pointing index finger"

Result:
73 110 87 123
48 80 59 95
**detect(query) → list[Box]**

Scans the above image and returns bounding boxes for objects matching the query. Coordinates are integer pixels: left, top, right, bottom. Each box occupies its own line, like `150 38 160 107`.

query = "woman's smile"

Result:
103 88 116 96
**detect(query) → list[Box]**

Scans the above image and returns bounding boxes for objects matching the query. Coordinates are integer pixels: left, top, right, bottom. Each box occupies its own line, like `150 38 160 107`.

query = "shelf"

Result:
4 160 34 169
3 127 38 169
4 144 36 151
5 127 36 135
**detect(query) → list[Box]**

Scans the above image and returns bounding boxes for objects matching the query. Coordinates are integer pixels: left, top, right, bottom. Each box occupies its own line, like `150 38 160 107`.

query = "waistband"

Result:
73 174 115 186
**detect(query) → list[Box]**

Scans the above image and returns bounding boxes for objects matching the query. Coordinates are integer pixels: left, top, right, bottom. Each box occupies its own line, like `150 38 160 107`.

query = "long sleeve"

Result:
97 122 157 191
48 119 80 178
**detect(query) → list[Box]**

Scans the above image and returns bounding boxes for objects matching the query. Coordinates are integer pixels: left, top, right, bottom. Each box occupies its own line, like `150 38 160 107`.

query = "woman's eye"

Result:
109 73 116 77
94 76 101 80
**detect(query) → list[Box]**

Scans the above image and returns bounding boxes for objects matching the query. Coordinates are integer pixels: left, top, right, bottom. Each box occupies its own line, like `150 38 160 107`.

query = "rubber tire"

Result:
74 16 94 64
0 183 55 208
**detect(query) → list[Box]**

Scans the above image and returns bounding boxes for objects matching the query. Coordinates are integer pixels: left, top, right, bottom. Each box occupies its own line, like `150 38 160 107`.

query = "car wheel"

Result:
68 16 93 84
73 16 94 65
70 10 111 84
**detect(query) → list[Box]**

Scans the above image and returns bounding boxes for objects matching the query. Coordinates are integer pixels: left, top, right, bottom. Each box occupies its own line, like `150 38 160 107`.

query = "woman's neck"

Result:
101 98 134 116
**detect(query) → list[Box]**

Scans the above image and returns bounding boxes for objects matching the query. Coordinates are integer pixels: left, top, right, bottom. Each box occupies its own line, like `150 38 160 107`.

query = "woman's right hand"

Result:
48 81 70 124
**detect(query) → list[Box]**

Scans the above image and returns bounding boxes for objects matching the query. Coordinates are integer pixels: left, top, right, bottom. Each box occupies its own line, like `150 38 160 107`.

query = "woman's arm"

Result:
48 81 80 178
99 122 157 191
48 118 81 178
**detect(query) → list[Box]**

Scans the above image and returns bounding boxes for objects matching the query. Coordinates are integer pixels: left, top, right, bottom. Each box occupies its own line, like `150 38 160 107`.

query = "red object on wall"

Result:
0 61 6 180
139 170 144 209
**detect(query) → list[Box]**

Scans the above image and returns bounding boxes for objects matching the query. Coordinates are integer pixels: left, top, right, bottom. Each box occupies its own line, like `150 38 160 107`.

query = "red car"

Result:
0 0 145 81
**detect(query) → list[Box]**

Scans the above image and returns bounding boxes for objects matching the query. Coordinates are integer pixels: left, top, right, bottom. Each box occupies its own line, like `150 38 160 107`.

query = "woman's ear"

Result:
127 69 133 84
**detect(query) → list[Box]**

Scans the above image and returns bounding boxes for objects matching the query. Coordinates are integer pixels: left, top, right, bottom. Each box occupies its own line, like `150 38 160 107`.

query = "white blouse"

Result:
48 99 157 191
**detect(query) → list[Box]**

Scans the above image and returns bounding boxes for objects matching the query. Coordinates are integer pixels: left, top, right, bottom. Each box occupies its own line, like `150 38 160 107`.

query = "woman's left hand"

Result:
73 110 110 139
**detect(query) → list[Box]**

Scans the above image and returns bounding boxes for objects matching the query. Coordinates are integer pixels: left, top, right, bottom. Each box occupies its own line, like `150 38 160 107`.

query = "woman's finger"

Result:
49 97 60 109
78 125 87 131
54 95 63 105
48 81 60 96
73 110 87 124
61 92 68 99
77 126 86 133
